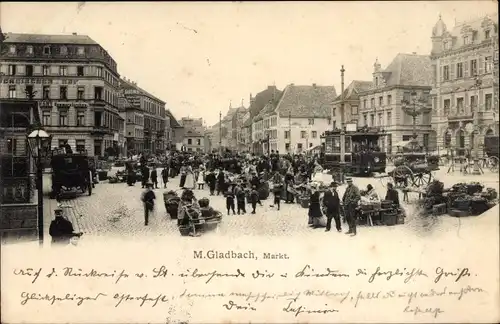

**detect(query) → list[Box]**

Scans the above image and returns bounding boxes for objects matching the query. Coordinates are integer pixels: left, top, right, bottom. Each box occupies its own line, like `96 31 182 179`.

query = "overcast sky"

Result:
1 1 497 125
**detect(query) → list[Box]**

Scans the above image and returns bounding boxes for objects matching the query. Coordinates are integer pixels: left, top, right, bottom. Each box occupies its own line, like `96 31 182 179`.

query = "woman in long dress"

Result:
308 184 326 228
185 165 196 189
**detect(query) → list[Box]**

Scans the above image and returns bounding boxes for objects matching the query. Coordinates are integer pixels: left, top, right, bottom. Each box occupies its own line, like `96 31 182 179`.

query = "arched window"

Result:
444 131 452 147
485 128 494 136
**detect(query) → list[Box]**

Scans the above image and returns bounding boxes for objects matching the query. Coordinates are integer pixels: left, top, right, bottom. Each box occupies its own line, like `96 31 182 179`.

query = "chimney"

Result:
72 32 77 36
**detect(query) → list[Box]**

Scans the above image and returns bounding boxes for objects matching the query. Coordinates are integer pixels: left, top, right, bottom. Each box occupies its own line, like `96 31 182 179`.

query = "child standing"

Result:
235 183 246 215
197 169 205 190
250 185 259 214
225 184 236 215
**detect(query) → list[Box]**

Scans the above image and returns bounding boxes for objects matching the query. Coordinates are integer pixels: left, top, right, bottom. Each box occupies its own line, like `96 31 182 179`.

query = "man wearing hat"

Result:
323 181 341 232
141 182 156 226
342 177 361 236
49 208 82 245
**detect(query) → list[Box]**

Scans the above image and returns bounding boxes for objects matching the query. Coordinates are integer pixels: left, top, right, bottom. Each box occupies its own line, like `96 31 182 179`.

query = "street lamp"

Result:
401 90 431 151
26 128 51 247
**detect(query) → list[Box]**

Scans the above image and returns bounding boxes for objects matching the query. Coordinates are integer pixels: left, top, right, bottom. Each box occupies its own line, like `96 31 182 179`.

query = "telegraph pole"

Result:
339 65 346 182
288 110 292 153
219 111 222 155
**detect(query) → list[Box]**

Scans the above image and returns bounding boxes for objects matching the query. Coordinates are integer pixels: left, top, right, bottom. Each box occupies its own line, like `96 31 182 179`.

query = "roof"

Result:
446 14 498 51
249 86 282 119
3 32 98 45
380 53 433 87
120 78 166 105
184 129 204 137
166 110 182 128
334 80 372 101
275 84 336 118
242 117 253 127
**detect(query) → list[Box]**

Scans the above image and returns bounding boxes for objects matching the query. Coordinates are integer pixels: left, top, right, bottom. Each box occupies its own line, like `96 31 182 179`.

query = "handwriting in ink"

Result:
303 290 350 303
13 268 42 284
62 267 129 284
113 293 169 307
152 265 169 278
20 292 106 306
282 300 339 317
403 305 444 318
367 267 428 283
295 265 349 278
434 267 471 284
222 300 257 311
252 270 274 279
178 268 245 284
46 268 57 278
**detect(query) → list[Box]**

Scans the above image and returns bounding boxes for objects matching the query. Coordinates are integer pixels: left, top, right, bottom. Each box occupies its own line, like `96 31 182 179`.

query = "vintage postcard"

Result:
1 1 499 323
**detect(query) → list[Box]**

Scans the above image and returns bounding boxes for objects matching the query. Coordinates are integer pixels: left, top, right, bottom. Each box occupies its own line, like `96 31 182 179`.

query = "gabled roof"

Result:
166 110 182 128
3 32 98 45
380 53 433 87
120 78 166 105
334 80 372 101
275 84 336 118
249 86 282 119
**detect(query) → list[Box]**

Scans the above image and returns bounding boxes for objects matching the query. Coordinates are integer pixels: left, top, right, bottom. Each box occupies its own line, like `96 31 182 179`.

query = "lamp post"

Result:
26 128 51 247
471 75 482 175
401 90 431 151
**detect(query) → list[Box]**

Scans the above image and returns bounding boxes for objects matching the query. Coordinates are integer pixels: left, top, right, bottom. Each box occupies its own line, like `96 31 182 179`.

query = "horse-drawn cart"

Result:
50 151 93 198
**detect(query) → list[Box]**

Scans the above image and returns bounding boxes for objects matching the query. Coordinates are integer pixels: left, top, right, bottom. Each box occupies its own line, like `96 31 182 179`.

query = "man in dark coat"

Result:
161 166 169 188
323 181 341 232
342 177 361 236
141 165 150 189
49 209 82 245
385 182 400 207
141 182 156 226
150 168 159 189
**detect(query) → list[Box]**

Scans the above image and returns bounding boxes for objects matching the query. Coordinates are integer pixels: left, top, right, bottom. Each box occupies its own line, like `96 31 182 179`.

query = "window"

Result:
470 59 477 76
308 118 314 125
26 65 33 76
444 99 451 115
96 67 103 77
457 97 464 114
59 66 67 76
443 65 450 80
485 56 492 73
300 131 306 138
485 30 491 39
378 113 383 126
43 65 50 76
363 99 367 109
7 138 17 154
76 110 85 126
9 45 16 54
312 131 317 138
332 108 336 116
485 93 492 110
285 143 291 151
387 95 392 104
197 139 201 145
379 96 383 107
76 140 86 153
456 62 463 78
60 86 67 100
463 36 469 45
59 110 68 126
60 46 68 55
77 66 84 76
188 139 192 145
443 41 450 50
43 46 51 55
25 85 34 98
402 135 412 141
363 114 367 126
77 87 85 100
42 111 51 126
26 46 33 54
370 114 374 126
8 86 16 98
470 95 477 109
284 130 290 139
94 86 103 100
297 143 303 150
309 143 313 148
423 134 429 149
43 86 50 99
351 105 358 115
332 120 337 129
387 112 392 125
375 77 378 86
371 98 375 108
8 65 16 75
77 47 85 55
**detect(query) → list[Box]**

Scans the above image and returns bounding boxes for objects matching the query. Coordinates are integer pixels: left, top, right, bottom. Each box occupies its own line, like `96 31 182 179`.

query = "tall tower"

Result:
431 15 447 56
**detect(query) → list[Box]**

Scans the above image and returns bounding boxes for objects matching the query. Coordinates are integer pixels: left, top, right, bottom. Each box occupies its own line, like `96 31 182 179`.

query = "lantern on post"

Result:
26 128 51 247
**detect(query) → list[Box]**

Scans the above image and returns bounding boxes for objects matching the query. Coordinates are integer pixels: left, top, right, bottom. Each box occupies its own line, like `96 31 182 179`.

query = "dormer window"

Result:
77 47 85 55
43 46 51 55
9 45 16 54
60 46 68 55
485 30 491 39
443 41 450 50
26 45 33 54
463 36 469 45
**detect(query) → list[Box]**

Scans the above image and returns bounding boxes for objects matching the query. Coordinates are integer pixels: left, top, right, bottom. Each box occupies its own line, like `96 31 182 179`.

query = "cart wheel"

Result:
488 156 499 172
411 171 432 188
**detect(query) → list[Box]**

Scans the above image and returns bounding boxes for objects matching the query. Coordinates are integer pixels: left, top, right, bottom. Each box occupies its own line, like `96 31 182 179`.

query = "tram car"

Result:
321 126 387 176
484 135 499 172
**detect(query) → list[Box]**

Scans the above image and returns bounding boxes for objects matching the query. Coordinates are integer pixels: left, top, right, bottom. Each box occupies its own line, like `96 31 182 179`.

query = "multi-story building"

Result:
357 54 433 154
183 129 205 152
180 117 204 134
332 80 372 127
230 105 248 151
118 89 144 155
120 77 167 154
239 110 251 152
430 14 499 153
166 110 184 150
0 100 40 241
1 32 123 156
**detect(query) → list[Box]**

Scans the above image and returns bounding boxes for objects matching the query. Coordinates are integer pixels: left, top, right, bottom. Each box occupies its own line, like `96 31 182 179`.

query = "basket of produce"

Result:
466 182 483 195
299 196 310 208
